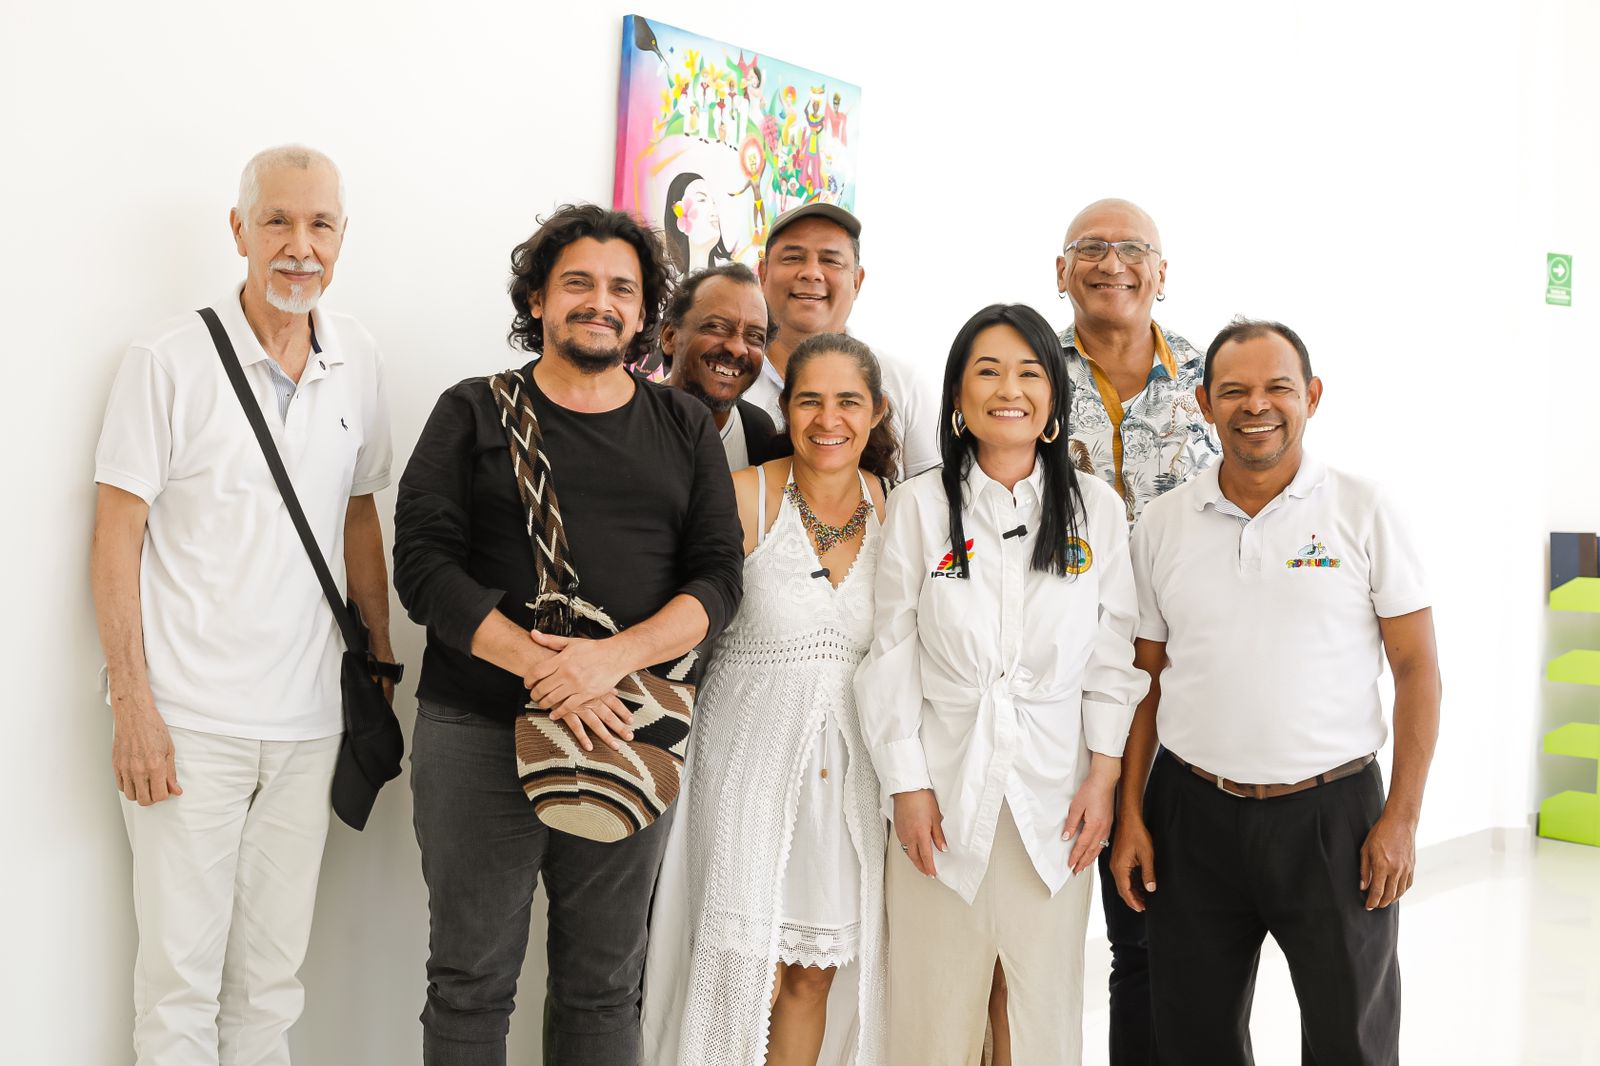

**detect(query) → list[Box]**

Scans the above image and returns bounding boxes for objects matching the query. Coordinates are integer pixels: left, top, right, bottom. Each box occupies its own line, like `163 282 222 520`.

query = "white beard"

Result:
265 281 321 314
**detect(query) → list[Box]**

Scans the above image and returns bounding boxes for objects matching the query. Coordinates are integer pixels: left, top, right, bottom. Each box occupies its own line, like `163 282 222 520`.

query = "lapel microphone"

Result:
811 568 831 580
1002 525 1028 539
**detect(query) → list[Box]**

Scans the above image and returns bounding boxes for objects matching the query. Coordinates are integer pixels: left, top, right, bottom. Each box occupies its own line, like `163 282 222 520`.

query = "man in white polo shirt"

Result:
90 145 393 1066
1111 319 1440 1065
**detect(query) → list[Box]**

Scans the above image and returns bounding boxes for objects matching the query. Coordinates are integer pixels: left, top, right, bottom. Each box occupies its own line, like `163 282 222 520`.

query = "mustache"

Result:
702 349 755 374
270 257 323 274
567 309 624 332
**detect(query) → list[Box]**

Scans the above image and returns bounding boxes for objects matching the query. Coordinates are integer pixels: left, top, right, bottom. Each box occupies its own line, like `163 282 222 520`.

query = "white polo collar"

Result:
221 282 345 370
1193 452 1327 514
758 354 784 391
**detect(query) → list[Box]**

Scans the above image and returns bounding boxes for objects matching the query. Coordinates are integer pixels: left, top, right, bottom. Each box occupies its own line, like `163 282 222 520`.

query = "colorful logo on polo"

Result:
933 539 976 576
1065 536 1093 575
1286 534 1341 569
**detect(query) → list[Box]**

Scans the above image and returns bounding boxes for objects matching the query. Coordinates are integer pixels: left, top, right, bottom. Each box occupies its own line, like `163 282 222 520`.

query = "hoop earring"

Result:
1156 292 1166 302
951 410 966 437
1057 290 1067 300
1040 418 1061 444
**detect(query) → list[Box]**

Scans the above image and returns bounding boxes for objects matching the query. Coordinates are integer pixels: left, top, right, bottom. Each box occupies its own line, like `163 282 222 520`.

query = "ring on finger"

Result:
1098 839 1111 848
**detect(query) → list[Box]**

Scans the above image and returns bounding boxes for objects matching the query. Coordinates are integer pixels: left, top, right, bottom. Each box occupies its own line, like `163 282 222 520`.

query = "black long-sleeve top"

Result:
393 364 744 721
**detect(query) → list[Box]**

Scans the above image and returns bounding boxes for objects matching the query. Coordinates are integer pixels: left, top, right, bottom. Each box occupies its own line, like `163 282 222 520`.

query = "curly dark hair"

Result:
507 203 674 366
662 262 762 330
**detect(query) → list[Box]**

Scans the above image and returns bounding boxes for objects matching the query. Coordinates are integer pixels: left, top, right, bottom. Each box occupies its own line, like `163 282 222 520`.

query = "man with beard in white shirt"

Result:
751 203 941 478
92 144 395 1066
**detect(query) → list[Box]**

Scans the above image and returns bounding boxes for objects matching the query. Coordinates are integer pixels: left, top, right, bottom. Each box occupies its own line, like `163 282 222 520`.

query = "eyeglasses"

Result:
1063 239 1161 264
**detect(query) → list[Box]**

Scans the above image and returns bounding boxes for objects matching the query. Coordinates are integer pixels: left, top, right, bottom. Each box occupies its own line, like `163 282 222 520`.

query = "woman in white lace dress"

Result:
643 333 897 1066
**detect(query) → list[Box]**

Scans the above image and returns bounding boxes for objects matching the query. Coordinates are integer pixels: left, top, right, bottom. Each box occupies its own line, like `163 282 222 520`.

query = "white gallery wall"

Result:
2 0 1594 1061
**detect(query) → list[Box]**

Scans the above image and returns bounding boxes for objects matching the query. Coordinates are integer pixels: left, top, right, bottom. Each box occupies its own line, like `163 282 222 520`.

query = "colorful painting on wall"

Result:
613 14 861 282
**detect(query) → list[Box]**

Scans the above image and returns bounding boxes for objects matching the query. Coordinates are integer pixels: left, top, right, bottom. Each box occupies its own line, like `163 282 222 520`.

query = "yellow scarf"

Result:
1074 321 1176 501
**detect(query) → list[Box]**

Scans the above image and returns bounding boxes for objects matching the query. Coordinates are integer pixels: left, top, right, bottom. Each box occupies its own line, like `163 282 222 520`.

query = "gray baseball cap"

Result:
765 202 862 251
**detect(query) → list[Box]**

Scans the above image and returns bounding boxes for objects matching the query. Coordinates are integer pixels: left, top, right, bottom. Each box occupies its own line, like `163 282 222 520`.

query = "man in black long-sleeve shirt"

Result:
393 204 742 1066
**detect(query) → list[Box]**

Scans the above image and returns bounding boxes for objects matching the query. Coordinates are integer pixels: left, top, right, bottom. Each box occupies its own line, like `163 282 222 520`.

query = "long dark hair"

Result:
779 332 899 482
663 171 733 274
938 304 1083 578
507 203 673 367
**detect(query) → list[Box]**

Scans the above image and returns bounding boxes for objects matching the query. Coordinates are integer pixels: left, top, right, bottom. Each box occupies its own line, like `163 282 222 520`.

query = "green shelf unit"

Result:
1541 548 1600 847
1536 784 1600 845
1540 792 1600 846
1550 577 1600 612
1545 721 1600 758
1541 723 1600 846
1546 650 1600 686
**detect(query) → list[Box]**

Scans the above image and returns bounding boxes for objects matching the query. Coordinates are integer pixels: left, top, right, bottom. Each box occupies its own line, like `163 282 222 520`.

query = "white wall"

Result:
3 1 1593 1062
1525 1 1600 815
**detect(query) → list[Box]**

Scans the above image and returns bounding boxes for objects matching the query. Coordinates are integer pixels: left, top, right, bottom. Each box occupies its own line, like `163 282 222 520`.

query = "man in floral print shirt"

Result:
1061 198 1216 1064
989 197 1218 1066
1058 199 1219 526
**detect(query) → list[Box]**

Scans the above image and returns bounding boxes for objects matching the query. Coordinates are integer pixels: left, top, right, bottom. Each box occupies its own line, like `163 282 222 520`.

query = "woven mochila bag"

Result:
490 368 695 843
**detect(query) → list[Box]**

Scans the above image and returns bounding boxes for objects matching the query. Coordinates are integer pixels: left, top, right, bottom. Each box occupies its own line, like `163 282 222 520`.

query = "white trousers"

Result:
885 803 1094 1066
121 725 339 1066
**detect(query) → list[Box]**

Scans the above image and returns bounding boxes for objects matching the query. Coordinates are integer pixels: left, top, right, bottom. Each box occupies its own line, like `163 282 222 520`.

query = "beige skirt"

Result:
884 802 1094 1066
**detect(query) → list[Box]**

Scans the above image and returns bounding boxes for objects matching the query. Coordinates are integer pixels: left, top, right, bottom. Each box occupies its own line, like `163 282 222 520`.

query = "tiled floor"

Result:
1079 831 1600 1065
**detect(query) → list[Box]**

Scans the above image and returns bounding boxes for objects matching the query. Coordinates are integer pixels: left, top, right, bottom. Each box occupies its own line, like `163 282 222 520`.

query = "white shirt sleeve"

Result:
1367 489 1430 618
855 482 935 806
1129 507 1168 642
350 344 393 497
877 350 942 480
1080 487 1149 757
94 346 173 504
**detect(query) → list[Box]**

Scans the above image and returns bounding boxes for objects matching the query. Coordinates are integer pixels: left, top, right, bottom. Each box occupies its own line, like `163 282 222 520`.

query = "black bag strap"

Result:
198 307 392 671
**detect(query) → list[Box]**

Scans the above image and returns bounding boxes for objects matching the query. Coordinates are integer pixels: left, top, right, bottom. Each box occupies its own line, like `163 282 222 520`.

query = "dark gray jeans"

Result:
411 701 674 1066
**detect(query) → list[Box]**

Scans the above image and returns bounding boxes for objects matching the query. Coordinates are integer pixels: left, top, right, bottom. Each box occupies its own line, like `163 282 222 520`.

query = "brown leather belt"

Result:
1169 751 1375 800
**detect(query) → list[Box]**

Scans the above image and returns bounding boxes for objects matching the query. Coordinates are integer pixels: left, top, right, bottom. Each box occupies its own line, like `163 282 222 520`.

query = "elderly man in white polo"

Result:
91 145 394 1066
1111 318 1441 1066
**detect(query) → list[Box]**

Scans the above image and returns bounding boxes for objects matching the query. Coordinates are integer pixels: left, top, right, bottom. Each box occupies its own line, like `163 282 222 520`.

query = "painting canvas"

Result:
613 15 861 303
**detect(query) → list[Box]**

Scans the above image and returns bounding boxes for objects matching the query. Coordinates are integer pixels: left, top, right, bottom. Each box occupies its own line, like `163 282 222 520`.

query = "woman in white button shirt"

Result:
855 303 1148 1065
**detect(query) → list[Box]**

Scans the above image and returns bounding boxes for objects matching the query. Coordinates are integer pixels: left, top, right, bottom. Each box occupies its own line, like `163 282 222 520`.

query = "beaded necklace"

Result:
786 479 872 555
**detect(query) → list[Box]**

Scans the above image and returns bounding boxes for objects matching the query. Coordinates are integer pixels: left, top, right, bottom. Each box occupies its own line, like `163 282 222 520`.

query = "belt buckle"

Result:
1215 775 1246 799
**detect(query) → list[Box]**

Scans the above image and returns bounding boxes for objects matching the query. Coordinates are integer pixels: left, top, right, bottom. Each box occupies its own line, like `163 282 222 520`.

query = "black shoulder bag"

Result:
199 307 405 831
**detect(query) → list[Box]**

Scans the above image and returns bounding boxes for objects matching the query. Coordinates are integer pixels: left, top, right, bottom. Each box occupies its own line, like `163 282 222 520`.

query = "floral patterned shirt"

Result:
1059 321 1220 526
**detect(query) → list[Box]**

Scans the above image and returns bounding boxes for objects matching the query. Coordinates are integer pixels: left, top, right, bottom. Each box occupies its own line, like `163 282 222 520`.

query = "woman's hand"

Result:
1062 753 1120 875
892 789 947 877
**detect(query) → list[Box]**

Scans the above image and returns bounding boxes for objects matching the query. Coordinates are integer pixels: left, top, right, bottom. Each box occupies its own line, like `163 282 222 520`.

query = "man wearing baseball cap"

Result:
753 203 941 478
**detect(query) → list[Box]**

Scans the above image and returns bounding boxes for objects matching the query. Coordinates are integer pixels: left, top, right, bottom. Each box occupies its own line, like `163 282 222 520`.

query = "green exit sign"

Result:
1548 253 1572 306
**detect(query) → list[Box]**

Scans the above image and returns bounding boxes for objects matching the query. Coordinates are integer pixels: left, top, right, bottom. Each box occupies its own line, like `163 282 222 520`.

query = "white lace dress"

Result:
643 468 888 1066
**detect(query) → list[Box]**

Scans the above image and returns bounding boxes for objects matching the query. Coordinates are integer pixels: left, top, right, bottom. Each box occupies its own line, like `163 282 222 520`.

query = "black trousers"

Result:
1144 751 1400 1066
411 703 674 1066
1099 834 1158 1065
